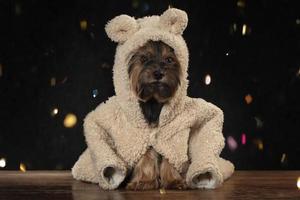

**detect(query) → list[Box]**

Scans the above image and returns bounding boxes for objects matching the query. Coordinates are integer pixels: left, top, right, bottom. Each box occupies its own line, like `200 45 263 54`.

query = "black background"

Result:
0 0 299 170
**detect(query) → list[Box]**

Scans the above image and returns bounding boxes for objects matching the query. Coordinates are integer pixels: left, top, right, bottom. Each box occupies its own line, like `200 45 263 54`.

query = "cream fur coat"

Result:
72 8 234 190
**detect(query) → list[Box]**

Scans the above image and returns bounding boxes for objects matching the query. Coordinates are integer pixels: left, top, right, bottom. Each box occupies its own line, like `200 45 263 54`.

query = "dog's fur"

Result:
126 41 186 190
128 41 181 125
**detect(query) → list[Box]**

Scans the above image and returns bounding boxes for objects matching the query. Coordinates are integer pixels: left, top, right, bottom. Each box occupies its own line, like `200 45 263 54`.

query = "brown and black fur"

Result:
126 41 186 190
128 41 181 126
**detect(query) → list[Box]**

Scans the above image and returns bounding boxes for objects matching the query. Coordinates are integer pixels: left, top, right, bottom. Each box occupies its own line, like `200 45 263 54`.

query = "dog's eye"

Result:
140 55 148 63
165 57 174 64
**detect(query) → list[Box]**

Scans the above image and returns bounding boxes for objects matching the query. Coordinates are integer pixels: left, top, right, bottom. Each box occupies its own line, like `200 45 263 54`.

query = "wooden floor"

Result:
0 171 299 200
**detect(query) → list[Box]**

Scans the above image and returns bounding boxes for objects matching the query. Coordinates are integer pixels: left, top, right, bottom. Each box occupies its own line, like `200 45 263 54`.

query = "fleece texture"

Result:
72 8 234 190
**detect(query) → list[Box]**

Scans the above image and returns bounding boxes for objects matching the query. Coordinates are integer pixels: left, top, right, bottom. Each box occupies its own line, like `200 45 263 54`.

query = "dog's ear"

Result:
160 8 188 35
105 15 138 43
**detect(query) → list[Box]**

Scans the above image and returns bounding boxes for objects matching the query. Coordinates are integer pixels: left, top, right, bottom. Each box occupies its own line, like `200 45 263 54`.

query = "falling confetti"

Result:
90 32 95 40
160 188 166 194
0 158 6 168
80 20 88 31
15 3 22 15
258 141 263 150
245 94 253 104
227 136 238 151
233 23 237 32
237 0 246 8
20 163 26 172
281 153 286 163
296 68 300 77
254 117 264 128
92 89 99 98
64 113 77 128
242 24 247 35
132 0 139 9
204 74 211 85
229 23 238 34
61 76 68 84
241 133 246 145
101 62 110 69
51 108 59 116
50 77 56 86
253 139 263 151
142 3 150 12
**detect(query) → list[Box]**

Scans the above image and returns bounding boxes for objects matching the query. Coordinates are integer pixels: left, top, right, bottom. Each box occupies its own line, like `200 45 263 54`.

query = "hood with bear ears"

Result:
105 8 189 128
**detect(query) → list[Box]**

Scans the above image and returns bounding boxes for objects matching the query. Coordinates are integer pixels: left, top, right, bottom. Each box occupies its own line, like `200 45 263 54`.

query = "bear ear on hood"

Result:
160 8 188 35
105 15 138 43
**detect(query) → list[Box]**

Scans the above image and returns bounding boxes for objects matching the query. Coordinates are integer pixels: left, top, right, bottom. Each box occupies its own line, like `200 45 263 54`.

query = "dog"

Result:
72 8 234 191
126 41 187 190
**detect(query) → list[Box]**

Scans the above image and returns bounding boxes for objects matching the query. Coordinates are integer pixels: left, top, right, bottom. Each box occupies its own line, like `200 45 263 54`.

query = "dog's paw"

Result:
126 179 159 190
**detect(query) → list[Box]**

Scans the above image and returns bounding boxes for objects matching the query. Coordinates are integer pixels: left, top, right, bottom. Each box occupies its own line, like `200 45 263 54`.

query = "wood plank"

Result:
0 171 299 200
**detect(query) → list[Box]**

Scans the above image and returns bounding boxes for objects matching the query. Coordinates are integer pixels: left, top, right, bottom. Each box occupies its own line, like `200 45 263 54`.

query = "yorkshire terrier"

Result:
126 41 187 190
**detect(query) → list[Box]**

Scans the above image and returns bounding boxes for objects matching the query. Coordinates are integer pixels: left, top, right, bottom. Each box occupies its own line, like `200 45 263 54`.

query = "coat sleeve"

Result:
186 99 225 189
82 106 127 190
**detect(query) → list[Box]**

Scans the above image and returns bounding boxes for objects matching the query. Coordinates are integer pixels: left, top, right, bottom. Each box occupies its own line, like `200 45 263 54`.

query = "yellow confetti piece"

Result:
160 188 166 194
258 141 263 150
253 139 263 151
20 163 26 172
64 113 77 128
50 77 56 86
237 0 246 8
297 177 300 189
51 108 59 116
80 20 88 31
242 24 247 35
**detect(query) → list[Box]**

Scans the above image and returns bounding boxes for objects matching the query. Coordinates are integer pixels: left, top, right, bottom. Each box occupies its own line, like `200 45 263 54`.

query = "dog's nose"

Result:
153 70 164 80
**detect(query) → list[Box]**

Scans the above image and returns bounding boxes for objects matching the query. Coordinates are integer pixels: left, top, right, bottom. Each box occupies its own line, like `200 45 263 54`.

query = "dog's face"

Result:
128 41 181 103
